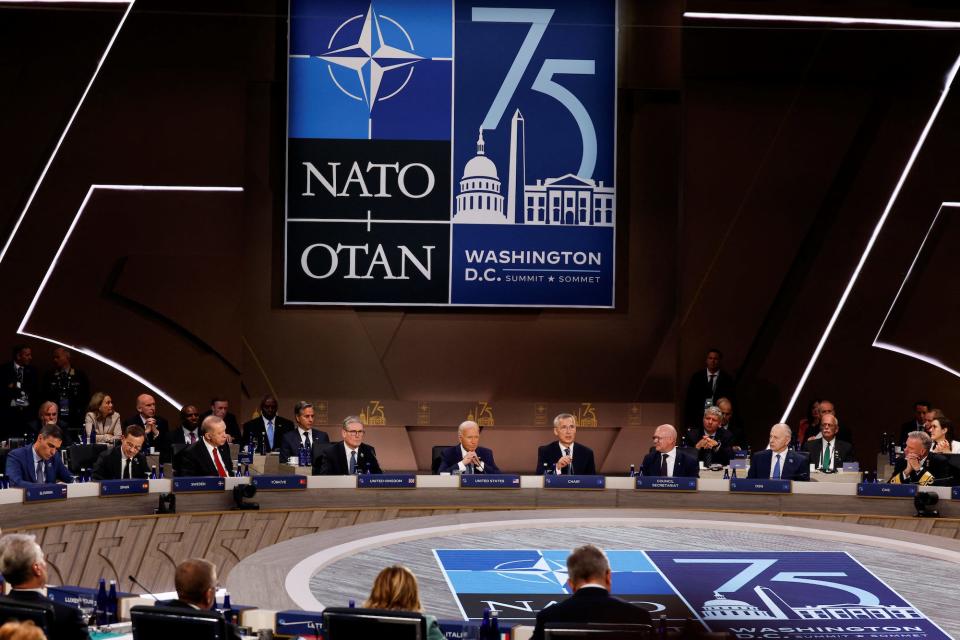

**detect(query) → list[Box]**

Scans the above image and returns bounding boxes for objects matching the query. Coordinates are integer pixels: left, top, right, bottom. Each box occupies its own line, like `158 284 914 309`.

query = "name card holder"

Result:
356 473 417 488
635 476 698 492
729 478 791 494
858 483 917 498
252 475 307 491
22 483 67 503
730 459 747 470
237 451 255 465
842 462 860 472
275 610 323 637
953 486 960 500
543 475 606 489
460 474 521 489
47 586 97 611
172 477 226 493
99 479 150 497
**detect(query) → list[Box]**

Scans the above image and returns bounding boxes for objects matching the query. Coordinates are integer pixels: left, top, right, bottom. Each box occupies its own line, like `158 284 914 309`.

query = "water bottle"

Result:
244 464 251 477
235 465 243 478
157 465 164 479
80 429 88 445
542 462 552 476
150 465 157 480
298 443 308 467
222 592 233 623
628 464 636 478
348 599 355 608
722 468 730 480
0 474 6 490
95 578 108 626
489 609 500 640
879 432 889 454
888 445 897 466
107 580 118 624
479 610 490 640
78 468 86 483
730 467 737 479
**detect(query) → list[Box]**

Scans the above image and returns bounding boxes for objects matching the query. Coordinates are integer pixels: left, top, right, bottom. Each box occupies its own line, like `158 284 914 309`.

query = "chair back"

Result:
431 445 447 473
130 604 229 640
64 443 108 473
323 606 426 640
0 595 56 634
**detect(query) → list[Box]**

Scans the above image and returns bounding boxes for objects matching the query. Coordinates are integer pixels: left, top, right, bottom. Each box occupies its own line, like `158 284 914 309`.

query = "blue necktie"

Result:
349 449 357 475
36 459 44 483
266 420 274 449
772 454 782 479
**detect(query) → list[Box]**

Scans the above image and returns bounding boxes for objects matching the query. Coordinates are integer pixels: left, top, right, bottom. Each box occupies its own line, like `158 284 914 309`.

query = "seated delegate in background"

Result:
686 406 733 467
437 420 500 474
802 414 854 471
641 424 699 478
26 401 72 445
279 401 330 465
796 398 821 444
929 418 960 454
5 424 74 486
124 393 168 453
83 391 122 445
890 431 953 486
535 413 595 475
243 394 294 452
92 424 150 480
747 424 809 481
164 559 242 640
175 416 234 478
363 565 444 640
315 416 382 475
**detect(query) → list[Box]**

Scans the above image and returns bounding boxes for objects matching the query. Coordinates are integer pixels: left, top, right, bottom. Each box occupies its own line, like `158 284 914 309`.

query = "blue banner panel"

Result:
22 483 67 503
252 475 307 491
729 478 792 494
542 474 605 489
99 479 149 497
357 473 417 488
635 476 698 492
47 586 97 611
172 477 226 492
275 610 323 639
459 474 520 488
858 483 918 498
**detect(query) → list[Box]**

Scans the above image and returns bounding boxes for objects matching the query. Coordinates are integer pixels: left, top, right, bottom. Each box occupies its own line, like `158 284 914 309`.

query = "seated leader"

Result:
243 394 295 453
175 415 234 477
889 430 953 486
279 400 330 466
686 406 734 467
314 415 382 475
5 424 74 486
92 424 150 480
747 423 809 481
164 558 242 640
437 420 500 474
641 424 699 477
536 413 596 475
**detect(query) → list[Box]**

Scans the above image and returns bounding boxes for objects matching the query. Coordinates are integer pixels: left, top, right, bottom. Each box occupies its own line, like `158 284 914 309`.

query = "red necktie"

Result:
212 447 227 477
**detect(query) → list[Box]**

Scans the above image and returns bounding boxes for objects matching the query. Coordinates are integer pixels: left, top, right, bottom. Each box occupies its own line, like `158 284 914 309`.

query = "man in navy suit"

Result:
4 424 74 486
437 420 500 474
314 415 382 475
536 413 596 475
747 423 809 481
532 544 651 640
641 424 699 477
278 400 330 466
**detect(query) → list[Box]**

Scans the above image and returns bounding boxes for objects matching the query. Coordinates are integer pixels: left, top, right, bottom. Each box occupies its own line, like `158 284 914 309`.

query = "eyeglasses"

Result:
556 425 577 431
345 429 365 436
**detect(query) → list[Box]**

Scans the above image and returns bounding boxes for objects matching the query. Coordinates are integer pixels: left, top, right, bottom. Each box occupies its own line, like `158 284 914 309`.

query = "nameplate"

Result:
99 479 150 497
842 462 860 472
47 586 97 611
729 478 791 494
252 475 307 491
275 610 323 636
543 475 606 489
733 450 749 459
22 483 67 503
635 476 698 492
953 486 960 500
730 459 747 470
857 483 917 498
357 473 416 488
460 474 521 489
237 451 254 465
172 476 226 492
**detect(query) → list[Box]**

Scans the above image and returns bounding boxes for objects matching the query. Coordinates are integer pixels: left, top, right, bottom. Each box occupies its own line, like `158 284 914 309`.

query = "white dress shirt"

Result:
458 445 485 472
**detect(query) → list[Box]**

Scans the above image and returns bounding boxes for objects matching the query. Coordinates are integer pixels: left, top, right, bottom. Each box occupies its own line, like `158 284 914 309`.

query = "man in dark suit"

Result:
175 416 234 477
898 401 930 446
889 430 954 486
747 424 809 481
0 533 90 639
5 424 74 486
314 415 382 475
532 544 650 640
803 414 854 471
161 405 201 464
278 400 330 466
641 424 699 478
243 395 295 453
92 424 150 480
200 397 242 443
1 344 39 441
437 420 500 474
536 413 596 475
123 393 170 453
163 558 241 640
686 406 734 467
40 346 89 433
684 348 735 429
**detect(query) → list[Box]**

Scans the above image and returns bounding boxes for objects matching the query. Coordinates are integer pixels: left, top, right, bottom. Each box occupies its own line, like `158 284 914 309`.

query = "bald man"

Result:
746 424 809 481
640 424 699 477
123 393 170 452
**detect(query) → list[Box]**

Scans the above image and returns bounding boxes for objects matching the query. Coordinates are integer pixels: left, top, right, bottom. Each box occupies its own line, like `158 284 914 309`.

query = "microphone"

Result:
128 575 161 601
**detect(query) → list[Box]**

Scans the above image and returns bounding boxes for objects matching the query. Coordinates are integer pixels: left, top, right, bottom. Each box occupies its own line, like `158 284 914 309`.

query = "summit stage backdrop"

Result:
286 0 617 307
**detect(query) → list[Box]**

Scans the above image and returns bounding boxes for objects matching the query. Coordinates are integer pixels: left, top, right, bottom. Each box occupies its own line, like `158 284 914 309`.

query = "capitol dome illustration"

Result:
454 128 506 223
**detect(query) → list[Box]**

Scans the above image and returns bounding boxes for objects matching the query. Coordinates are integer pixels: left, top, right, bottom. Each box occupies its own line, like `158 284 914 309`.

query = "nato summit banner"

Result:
286 0 616 307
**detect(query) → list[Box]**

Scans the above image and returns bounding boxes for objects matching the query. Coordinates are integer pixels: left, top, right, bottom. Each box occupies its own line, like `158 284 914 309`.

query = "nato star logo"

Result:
492 556 570 592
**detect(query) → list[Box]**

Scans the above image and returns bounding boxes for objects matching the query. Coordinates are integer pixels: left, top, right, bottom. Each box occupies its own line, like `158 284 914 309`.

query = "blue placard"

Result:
356 473 417 489
252 475 307 491
47 586 97 611
172 477 226 492
237 450 254 465
459 474 520 489
953 486 960 500
99 479 150 497
842 461 860 472
732 450 749 458
275 610 323 638
858 482 917 498
635 476 698 491
22 483 67 503
729 478 791 494
543 474 605 489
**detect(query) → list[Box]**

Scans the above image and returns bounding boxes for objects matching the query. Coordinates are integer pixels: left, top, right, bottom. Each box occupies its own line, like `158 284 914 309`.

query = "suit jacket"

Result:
536 442 596 475
26 418 74 445
91 446 150 480
437 444 500 474
314 441 382 475
640 449 700 478
40 367 90 430
0 361 40 428
160 424 201 463
889 454 954 486
278 428 331 464
123 413 170 451
532 587 651 640
199 410 242 442
685 427 734 467
243 415 295 452
803 438 855 470
747 449 809 481
4 590 90 640
684 368 735 429
161 599 242 640
5 444 74 486
175 441 234 477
